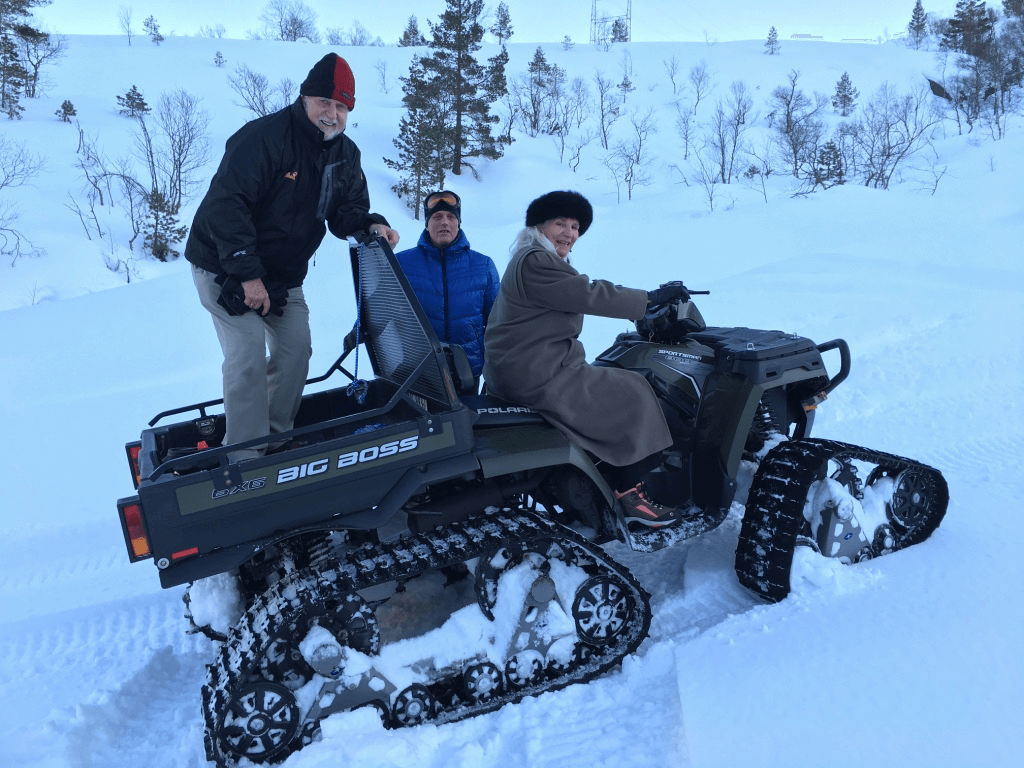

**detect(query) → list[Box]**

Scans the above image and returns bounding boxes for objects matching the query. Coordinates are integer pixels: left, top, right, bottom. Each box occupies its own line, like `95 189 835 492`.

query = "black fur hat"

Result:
525 190 593 236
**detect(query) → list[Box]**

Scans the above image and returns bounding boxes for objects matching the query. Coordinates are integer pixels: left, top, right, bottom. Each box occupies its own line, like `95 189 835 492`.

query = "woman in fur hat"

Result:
483 191 689 528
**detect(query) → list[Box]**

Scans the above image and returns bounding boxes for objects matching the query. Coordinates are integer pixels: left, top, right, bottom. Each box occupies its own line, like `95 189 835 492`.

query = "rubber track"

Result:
202 508 652 767
734 438 949 604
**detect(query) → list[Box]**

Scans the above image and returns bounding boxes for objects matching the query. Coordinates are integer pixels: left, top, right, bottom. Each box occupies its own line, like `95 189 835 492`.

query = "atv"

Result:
116 236 947 767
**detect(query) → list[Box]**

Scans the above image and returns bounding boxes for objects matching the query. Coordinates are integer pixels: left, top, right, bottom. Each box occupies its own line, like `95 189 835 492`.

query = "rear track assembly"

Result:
202 507 652 767
735 439 948 603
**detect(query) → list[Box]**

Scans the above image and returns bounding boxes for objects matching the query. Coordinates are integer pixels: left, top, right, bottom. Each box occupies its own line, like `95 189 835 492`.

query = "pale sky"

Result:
34 1 958 45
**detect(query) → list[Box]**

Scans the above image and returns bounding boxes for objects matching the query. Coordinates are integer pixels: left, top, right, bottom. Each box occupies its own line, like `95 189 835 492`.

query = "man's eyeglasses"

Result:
425 191 460 212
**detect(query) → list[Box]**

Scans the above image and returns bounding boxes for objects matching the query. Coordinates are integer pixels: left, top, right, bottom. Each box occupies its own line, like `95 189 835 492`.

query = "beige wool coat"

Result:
482 244 673 467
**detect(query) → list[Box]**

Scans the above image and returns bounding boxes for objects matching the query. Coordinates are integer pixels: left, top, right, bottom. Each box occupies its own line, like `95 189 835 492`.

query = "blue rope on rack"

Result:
347 242 369 405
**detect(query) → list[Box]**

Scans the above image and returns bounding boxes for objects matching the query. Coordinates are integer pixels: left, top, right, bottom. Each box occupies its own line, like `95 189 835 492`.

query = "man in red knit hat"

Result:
186 53 399 461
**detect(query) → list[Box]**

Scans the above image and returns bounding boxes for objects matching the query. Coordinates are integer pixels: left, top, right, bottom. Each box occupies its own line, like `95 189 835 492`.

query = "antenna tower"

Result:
590 0 632 45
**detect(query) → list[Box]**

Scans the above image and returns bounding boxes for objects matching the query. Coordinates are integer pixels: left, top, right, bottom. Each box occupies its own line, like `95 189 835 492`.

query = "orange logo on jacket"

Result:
284 171 298 180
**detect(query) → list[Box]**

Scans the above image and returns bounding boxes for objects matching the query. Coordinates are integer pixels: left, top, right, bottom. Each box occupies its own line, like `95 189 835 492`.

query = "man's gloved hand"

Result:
263 278 289 318
214 274 250 316
647 281 690 308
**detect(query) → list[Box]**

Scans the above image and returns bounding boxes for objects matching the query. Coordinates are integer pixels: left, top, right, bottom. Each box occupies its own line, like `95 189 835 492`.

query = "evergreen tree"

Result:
942 0 996 57
214 51 225 67
611 18 630 42
907 0 929 49
54 97 74 121
384 56 450 216
398 15 427 46
765 26 780 55
0 32 26 118
813 140 844 189
832 72 860 116
618 73 635 103
516 46 565 135
0 0 48 38
489 1 513 45
144 190 188 261
117 84 150 118
0 0 48 118
143 15 164 45
1005 0 1024 18
424 0 505 176
562 35 574 51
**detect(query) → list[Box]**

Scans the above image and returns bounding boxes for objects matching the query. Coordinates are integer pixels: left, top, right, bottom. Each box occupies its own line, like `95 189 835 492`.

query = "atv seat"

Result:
463 394 547 427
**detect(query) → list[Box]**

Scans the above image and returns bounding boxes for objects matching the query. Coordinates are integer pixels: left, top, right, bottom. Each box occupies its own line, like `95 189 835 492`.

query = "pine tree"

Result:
398 15 427 46
942 0 996 57
907 0 929 49
384 56 450 216
144 190 188 261
813 140 844 189
562 35 574 51
0 0 48 119
54 98 75 122
1005 0 1024 19
424 0 505 176
214 51 225 67
489 2 513 45
0 32 26 118
618 74 635 103
611 18 630 42
765 26 780 55
143 15 164 45
116 85 150 118
832 72 860 116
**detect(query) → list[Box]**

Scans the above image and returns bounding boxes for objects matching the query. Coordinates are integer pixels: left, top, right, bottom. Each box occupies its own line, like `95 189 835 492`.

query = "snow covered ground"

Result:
2 20 1023 768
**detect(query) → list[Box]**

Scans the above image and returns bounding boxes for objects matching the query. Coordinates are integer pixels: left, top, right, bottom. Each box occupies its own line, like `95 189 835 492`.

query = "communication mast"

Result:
590 0 632 45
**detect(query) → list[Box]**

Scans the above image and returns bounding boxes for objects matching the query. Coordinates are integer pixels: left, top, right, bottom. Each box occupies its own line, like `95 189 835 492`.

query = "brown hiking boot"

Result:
614 482 683 528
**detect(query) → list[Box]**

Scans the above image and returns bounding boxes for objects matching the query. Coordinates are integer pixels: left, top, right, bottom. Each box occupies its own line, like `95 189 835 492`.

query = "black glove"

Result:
214 274 289 317
647 282 690 308
214 274 250 317
263 278 289 318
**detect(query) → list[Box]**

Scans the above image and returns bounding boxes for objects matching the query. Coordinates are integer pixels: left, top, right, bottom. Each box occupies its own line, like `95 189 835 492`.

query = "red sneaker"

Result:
614 482 683 528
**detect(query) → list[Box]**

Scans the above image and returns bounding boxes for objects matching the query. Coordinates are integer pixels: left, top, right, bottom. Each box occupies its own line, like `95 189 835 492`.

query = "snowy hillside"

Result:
1 24 1023 768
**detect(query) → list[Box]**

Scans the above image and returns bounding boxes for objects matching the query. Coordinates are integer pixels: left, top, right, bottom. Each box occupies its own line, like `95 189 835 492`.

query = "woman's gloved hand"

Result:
647 282 690 308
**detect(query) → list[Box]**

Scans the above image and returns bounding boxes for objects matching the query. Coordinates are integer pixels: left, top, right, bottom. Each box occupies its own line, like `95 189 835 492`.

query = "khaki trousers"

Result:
192 265 311 461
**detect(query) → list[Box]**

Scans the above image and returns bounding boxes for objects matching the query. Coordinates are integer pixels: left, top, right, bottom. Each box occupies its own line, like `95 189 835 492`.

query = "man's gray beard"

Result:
319 124 343 140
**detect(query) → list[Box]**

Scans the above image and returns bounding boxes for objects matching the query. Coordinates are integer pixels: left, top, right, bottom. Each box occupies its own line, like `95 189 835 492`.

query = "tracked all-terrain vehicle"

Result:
116 237 948 767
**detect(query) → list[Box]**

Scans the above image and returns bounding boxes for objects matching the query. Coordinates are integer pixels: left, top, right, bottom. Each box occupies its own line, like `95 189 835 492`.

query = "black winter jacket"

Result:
185 98 387 288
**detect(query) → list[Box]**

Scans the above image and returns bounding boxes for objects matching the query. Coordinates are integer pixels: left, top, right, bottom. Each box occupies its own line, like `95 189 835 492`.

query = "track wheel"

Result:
260 593 379 690
218 681 301 765
463 661 503 703
392 684 435 727
544 636 579 678
361 699 392 727
888 469 933 530
505 650 545 688
571 575 631 646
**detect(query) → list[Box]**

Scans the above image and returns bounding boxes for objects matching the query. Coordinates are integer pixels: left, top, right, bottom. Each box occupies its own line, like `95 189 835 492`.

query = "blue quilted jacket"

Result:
395 230 499 376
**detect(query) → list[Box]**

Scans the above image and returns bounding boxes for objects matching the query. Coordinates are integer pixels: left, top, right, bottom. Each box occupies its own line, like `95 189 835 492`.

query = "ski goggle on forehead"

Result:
425 191 460 212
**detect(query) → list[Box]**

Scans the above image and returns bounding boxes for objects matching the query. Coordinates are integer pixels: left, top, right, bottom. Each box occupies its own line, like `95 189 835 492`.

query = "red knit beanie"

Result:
300 53 356 110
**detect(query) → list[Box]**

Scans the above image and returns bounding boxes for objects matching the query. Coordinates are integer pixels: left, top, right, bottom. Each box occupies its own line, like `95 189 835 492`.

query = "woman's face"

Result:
540 217 580 259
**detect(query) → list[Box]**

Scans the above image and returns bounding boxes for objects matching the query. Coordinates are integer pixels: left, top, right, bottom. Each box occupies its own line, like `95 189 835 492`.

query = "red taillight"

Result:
126 442 142 488
119 500 151 560
172 547 199 560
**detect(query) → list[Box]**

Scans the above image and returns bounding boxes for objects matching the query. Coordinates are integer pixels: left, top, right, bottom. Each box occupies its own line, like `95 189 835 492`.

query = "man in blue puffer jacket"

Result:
395 191 499 387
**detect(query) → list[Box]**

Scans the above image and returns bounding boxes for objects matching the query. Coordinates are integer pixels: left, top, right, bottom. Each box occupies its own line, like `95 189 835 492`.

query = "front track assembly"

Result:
202 508 652 767
735 438 949 603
